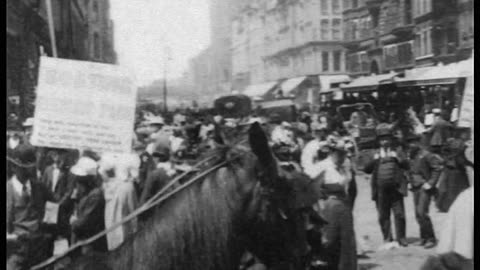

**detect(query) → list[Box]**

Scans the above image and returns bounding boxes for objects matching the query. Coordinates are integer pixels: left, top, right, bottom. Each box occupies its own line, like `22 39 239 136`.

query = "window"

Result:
333 51 341 71
321 0 329 15
93 33 100 59
321 19 329 40
93 1 99 21
360 52 368 72
352 0 358 8
332 19 341 40
332 0 341 14
398 41 413 66
322 52 329 71
416 27 432 57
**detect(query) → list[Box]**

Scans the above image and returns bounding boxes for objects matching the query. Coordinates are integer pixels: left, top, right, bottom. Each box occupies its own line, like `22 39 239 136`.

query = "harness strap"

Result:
30 155 239 270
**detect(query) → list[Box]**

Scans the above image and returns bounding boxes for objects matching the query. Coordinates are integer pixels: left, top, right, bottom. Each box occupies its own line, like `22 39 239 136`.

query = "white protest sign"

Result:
31 56 137 154
458 76 473 128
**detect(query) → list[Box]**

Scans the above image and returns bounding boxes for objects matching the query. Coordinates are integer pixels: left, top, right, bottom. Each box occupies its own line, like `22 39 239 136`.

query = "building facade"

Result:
231 0 347 91
6 0 116 121
343 0 473 77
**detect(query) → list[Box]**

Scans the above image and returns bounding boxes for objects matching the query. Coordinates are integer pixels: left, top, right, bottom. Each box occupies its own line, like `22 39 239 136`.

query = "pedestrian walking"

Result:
363 124 410 247
405 134 444 249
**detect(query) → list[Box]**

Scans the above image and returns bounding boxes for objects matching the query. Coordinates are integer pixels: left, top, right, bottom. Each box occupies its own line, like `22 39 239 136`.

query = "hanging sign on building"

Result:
457 76 473 128
31 56 137 154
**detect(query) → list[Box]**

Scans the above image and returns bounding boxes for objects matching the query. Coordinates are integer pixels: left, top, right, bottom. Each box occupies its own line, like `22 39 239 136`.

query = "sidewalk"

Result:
353 172 448 270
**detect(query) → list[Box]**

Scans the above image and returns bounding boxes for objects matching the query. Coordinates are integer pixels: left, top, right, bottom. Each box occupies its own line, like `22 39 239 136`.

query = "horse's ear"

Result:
248 122 276 172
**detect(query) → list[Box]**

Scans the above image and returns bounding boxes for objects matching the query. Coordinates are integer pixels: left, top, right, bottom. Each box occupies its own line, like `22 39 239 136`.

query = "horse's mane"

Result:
68 143 257 270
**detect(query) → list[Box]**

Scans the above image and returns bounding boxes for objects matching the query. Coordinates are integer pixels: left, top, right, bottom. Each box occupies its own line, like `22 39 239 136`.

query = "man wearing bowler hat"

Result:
364 124 410 247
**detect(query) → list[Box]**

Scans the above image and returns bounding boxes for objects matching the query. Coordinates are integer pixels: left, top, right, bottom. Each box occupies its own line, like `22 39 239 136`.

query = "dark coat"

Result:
41 165 70 203
139 167 172 206
363 152 410 201
408 149 444 189
435 154 470 212
71 188 108 252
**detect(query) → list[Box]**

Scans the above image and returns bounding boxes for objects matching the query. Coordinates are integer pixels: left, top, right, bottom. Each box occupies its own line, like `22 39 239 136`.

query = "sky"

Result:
110 0 211 87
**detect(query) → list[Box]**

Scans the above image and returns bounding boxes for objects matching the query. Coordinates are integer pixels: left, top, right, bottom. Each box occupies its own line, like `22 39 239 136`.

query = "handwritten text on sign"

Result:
31 57 137 154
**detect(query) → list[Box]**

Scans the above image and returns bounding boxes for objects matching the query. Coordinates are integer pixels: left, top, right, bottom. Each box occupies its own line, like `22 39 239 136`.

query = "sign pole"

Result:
45 0 58 58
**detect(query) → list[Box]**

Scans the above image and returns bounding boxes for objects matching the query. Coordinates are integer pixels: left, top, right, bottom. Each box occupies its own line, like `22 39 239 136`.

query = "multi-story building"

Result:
6 0 116 121
456 0 473 60
343 0 415 76
231 0 348 94
343 0 473 76
85 0 116 64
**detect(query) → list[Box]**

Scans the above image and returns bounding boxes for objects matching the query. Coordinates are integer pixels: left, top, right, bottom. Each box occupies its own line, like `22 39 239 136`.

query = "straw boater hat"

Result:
22 117 34 127
71 157 98 177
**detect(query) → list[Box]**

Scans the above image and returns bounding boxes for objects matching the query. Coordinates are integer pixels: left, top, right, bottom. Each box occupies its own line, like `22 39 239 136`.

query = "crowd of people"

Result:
6 104 473 270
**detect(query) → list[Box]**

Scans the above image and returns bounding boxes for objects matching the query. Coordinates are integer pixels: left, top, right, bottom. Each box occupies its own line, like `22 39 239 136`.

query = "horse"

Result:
46 122 324 270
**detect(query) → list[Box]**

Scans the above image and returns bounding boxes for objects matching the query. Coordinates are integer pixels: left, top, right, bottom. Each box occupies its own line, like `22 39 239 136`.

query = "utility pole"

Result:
163 46 171 113
46 0 58 57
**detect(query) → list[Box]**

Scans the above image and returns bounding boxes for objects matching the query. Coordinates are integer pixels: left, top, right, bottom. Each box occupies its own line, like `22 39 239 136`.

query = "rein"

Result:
30 142 247 270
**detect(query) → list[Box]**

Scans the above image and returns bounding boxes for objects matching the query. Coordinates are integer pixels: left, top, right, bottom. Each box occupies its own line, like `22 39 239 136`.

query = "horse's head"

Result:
229 122 325 269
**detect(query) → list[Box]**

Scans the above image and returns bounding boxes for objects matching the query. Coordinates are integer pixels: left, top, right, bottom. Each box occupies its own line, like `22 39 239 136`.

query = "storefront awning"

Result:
394 58 473 87
243 81 278 98
341 72 397 92
280 76 307 96
319 75 350 93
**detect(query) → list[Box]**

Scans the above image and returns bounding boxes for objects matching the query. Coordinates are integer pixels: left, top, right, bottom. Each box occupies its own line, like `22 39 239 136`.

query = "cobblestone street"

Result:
354 172 448 270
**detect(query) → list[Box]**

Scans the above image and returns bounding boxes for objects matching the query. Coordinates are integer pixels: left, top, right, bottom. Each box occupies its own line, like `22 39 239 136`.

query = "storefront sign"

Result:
31 56 137 153
458 76 473 128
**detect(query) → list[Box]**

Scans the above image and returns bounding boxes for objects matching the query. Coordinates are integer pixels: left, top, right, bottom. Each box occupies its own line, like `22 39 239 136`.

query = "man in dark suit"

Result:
406 134 444 249
364 124 410 247
7 145 56 270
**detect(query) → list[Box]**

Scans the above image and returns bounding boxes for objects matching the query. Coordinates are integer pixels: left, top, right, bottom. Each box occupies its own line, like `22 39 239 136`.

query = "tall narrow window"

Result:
321 0 329 15
333 51 341 71
93 33 100 59
332 0 341 14
322 52 329 72
93 1 99 21
332 19 341 40
321 19 329 40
